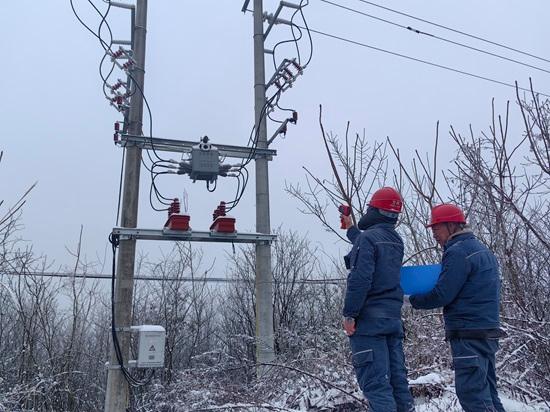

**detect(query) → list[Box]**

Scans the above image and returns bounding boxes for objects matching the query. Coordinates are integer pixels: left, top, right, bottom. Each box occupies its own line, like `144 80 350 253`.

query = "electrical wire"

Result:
71 0 168 166
206 179 217 193
225 93 277 212
293 24 550 98
297 0 313 68
108 234 154 387
352 0 550 65
71 0 174 214
271 16 303 71
320 0 550 76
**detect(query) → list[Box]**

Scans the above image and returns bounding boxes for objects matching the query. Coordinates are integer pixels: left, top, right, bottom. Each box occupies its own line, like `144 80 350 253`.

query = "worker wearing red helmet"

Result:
341 187 415 412
409 204 505 412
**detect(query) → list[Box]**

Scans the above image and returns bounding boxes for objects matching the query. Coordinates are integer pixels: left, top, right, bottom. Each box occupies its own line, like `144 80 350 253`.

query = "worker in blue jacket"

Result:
409 204 505 412
341 187 414 412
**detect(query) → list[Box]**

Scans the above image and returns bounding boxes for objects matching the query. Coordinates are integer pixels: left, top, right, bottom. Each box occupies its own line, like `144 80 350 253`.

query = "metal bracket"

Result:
110 1 135 10
114 326 132 332
112 227 277 244
118 134 276 160
105 360 137 370
264 1 301 39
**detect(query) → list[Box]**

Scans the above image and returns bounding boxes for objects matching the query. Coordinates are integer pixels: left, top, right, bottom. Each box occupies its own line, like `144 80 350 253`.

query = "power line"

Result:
295 24 550 98
352 0 550 65
1 271 345 285
320 0 550 76
70 0 174 215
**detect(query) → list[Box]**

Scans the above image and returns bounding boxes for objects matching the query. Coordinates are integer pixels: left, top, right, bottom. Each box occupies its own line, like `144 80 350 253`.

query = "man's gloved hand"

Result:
343 316 356 336
341 214 353 230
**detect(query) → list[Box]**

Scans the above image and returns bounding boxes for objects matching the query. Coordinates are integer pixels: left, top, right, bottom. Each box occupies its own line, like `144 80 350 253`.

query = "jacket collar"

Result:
365 222 396 231
444 228 475 250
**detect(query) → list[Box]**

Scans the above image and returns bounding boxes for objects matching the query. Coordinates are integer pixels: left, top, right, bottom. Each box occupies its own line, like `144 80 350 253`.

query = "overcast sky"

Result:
1 0 548 273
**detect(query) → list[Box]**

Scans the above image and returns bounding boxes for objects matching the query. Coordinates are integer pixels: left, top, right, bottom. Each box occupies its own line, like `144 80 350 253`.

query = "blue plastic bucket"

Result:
400 264 441 295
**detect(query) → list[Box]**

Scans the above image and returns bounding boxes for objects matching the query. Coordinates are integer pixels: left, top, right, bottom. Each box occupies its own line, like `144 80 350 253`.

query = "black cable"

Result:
353 0 550 65
271 22 303 71
295 24 550 98
236 91 279 171
289 5 304 66
206 179 217 192
83 0 118 103
149 171 172 211
297 0 313 68
321 0 550 76
108 234 154 388
84 0 172 212
70 0 170 167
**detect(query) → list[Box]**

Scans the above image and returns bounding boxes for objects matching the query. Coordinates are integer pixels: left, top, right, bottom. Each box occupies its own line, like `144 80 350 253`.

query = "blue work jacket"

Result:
343 223 404 331
410 231 501 332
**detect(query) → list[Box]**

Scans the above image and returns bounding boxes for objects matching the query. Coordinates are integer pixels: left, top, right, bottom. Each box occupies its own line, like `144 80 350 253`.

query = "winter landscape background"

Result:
1 0 550 410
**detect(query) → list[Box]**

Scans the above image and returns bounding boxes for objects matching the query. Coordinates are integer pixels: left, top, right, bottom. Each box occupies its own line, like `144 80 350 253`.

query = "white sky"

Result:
1 0 548 272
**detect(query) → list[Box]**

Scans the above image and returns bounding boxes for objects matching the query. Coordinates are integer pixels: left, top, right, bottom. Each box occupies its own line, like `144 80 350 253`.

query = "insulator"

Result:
290 59 302 72
114 122 120 131
168 198 181 217
173 198 181 214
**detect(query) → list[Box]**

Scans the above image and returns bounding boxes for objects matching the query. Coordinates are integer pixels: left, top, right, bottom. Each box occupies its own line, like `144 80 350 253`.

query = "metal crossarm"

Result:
118 134 277 159
112 227 277 244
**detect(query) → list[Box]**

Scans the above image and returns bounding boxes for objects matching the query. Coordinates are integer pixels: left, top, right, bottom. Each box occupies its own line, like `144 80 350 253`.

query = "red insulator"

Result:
173 198 180 214
113 133 119 142
114 122 120 131
168 198 180 217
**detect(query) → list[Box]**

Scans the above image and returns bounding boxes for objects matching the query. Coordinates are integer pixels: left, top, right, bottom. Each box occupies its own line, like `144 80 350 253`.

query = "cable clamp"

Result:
114 326 132 332
105 360 137 370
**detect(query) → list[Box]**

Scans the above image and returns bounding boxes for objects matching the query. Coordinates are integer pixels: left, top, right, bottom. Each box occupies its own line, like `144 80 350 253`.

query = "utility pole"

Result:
253 0 275 370
104 1 147 411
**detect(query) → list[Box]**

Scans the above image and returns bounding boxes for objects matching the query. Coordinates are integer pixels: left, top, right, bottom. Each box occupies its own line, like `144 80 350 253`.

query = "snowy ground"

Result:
411 372 548 412
212 371 549 411
416 392 548 412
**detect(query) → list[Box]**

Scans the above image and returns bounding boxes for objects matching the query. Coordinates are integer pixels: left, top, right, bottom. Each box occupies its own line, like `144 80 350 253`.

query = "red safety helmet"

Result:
369 187 403 213
427 204 466 227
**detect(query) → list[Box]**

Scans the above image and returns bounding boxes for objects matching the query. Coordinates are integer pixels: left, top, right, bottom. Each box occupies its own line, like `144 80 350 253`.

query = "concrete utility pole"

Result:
253 0 275 369
104 1 147 411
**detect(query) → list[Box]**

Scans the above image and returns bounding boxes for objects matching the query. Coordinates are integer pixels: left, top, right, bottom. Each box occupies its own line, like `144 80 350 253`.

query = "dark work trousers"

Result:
450 338 505 412
349 318 414 412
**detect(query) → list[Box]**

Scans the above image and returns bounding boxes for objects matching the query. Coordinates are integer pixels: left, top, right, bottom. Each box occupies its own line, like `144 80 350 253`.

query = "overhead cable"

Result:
294 24 550 98
320 0 550 76
352 0 550 65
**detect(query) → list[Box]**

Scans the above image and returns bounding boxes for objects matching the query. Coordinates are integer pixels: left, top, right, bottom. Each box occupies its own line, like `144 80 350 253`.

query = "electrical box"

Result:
131 325 166 368
190 142 220 182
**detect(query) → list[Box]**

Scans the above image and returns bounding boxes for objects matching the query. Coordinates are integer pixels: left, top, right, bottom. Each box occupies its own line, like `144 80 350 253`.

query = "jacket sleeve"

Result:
346 226 361 243
343 234 375 318
410 246 470 310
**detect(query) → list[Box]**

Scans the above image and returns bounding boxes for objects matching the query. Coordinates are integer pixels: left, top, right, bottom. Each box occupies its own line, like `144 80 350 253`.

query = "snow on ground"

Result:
415 388 548 412
409 372 446 386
